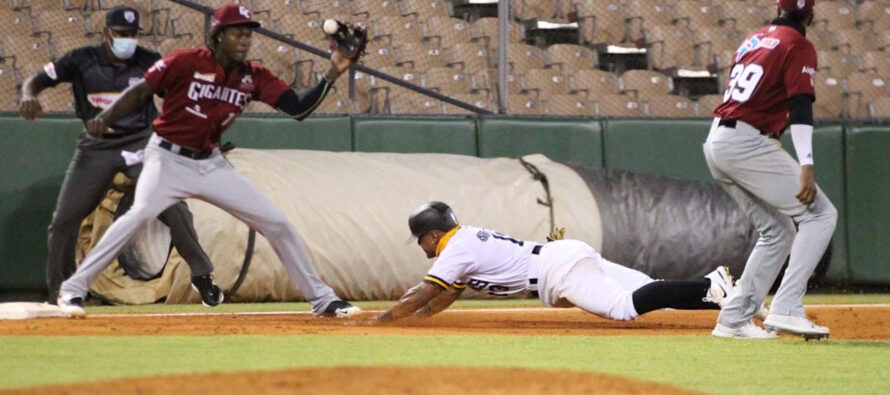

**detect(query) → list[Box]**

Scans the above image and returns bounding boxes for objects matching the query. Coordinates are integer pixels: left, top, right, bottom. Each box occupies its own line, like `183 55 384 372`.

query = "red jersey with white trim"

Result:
713 24 817 136
144 47 290 149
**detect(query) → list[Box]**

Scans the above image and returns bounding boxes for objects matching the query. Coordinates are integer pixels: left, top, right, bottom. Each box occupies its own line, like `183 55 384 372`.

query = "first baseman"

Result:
18 6 216 305
705 0 836 339
58 3 360 318
364 202 740 325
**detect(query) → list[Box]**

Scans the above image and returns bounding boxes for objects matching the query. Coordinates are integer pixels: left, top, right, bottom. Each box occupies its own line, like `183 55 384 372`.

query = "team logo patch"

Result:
43 62 57 80
87 92 121 109
124 11 135 23
149 59 166 73
238 6 251 19
476 230 490 242
797 0 806 9
239 74 254 91
193 72 216 82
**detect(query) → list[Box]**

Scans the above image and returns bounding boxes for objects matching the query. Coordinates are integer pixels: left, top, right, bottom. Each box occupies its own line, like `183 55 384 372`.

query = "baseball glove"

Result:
546 227 566 242
327 21 368 62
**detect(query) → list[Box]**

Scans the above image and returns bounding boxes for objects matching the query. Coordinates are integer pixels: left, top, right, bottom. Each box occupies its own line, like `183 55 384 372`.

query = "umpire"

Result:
18 6 218 305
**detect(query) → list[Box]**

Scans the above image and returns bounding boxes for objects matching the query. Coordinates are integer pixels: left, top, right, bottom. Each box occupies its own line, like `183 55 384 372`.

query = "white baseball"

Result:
323 19 339 35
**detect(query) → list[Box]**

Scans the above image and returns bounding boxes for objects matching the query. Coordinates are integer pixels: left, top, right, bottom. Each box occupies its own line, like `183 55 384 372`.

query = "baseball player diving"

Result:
705 0 836 339
57 3 362 318
363 201 745 325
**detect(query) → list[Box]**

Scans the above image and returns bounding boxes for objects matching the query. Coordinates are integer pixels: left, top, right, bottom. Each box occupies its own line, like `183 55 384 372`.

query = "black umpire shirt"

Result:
35 44 160 137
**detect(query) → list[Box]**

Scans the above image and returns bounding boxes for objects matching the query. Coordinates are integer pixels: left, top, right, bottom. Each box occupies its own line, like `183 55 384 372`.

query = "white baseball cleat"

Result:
712 320 778 339
704 266 733 308
763 313 829 339
57 294 86 318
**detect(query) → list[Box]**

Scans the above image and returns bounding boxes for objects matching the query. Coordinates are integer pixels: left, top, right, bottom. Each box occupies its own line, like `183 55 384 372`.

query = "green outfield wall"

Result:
0 115 885 296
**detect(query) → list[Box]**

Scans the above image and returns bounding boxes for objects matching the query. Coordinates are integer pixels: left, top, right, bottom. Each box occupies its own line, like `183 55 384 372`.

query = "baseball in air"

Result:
323 19 339 35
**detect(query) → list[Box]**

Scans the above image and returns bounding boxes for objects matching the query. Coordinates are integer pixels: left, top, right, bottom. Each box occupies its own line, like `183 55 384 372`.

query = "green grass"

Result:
1 335 888 394
83 293 890 314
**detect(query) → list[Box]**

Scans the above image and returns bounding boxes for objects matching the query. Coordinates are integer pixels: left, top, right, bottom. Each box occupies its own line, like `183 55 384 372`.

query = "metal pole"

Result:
497 0 509 114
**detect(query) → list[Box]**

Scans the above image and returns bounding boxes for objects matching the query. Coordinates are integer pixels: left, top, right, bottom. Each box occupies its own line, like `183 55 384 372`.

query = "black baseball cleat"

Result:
315 300 361 317
191 275 224 307
58 294 86 318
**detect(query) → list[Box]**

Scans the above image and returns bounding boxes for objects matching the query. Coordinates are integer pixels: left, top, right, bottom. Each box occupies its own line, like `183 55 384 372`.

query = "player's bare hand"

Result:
328 50 353 77
796 165 817 205
85 116 113 138
18 96 43 121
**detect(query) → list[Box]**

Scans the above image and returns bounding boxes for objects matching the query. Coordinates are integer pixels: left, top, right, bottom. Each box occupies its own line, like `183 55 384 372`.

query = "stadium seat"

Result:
646 24 696 70
423 67 472 95
249 35 297 84
506 43 545 76
362 46 396 69
521 68 570 100
594 94 643 117
446 43 490 72
276 14 324 43
808 30 834 52
400 0 451 20
619 69 673 98
156 36 203 56
833 28 875 55
512 0 558 21
506 94 542 115
695 94 725 117
859 51 890 77
693 27 742 68
817 50 855 77
574 0 626 44
570 69 620 99
545 44 596 76
32 9 87 38
351 0 401 18
425 16 472 48
389 90 442 114
812 1 857 31
41 82 76 113
444 93 493 115
52 35 94 58
471 17 523 47
858 1 890 32
251 0 298 21
673 0 720 29
813 74 844 119
166 7 206 39
626 0 674 42
545 94 591 116
645 94 695 117
372 16 424 45
846 72 888 118
717 0 767 31
313 85 355 114
299 0 349 18
394 42 447 70
0 9 35 37
869 96 890 120
0 67 18 112
4 35 52 72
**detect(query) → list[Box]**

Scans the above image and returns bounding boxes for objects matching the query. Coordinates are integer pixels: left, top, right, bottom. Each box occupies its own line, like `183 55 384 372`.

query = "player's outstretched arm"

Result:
274 51 356 121
86 79 153 138
371 281 443 324
415 286 464 318
18 74 50 121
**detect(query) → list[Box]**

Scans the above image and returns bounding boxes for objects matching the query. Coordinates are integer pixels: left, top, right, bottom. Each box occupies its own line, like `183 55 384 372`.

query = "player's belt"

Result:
528 244 543 298
718 118 776 139
158 140 214 160
531 244 542 255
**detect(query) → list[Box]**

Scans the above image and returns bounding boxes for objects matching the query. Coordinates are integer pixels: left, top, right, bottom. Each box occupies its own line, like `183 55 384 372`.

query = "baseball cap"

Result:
777 0 815 16
105 6 141 31
210 3 261 35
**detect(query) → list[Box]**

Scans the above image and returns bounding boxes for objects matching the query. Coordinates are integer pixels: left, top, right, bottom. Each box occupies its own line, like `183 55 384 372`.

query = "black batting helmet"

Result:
408 201 458 242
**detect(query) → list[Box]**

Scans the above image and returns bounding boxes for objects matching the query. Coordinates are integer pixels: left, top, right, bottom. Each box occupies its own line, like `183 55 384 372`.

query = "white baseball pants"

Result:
534 240 654 321
703 118 837 327
60 134 341 313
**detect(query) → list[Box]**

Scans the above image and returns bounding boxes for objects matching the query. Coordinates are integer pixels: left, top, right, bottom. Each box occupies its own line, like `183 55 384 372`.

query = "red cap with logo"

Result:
777 0 815 15
209 3 260 35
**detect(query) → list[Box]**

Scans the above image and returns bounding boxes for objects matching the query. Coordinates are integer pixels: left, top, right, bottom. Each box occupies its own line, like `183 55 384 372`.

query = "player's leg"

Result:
123 163 214 278
195 157 346 315
45 146 121 302
58 146 184 309
631 279 718 314
598 258 655 291
556 257 640 321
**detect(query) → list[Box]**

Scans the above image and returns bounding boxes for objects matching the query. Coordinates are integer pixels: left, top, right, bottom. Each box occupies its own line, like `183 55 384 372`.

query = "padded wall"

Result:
477 117 603 167
602 119 714 183
845 127 890 283
351 117 477 155
225 116 352 151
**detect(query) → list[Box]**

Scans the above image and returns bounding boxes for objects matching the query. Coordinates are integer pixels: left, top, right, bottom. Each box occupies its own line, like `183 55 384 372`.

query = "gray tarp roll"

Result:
568 166 758 279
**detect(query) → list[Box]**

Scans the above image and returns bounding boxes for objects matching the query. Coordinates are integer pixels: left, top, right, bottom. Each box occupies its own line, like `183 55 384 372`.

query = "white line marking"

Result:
88 304 890 318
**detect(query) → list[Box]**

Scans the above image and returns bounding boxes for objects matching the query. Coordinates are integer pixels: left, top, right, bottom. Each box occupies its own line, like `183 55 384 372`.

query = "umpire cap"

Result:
105 6 141 31
209 3 261 38
408 201 459 243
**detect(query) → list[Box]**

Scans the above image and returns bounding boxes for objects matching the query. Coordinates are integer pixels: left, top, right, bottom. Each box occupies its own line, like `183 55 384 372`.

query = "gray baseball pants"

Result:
703 119 837 328
60 133 341 313
47 131 213 302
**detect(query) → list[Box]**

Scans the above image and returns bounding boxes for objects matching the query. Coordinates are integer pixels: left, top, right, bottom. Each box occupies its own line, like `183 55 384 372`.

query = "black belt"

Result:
529 245 542 298
158 140 213 159
531 244 542 255
718 118 776 139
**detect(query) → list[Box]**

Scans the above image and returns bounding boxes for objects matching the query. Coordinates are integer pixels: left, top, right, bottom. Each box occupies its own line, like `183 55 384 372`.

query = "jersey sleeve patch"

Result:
423 275 449 291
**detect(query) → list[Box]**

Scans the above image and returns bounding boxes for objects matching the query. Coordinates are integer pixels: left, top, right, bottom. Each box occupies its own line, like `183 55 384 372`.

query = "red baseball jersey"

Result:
714 24 817 136
144 47 290 149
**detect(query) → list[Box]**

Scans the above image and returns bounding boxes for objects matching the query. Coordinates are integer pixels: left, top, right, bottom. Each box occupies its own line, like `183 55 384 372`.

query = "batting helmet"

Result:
408 201 459 241
208 3 260 41
777 0 815 16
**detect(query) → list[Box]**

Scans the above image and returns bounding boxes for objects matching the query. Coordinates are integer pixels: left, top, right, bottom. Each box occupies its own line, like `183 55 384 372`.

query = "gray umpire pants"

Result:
47 131 213 302
60 133 341 313
703 118 837 328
